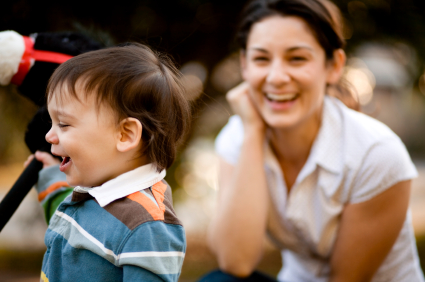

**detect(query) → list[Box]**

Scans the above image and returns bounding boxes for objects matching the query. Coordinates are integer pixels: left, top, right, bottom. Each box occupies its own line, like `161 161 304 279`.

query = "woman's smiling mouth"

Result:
266 92 299 102
265 93 299 110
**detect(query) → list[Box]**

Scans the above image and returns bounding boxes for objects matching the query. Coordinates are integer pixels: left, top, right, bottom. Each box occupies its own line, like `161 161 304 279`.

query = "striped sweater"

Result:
35 165 186 282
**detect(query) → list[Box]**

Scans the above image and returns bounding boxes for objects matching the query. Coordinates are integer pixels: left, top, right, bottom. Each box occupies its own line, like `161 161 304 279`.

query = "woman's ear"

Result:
240 50 248 81
326 49 346 85
116 117 142 153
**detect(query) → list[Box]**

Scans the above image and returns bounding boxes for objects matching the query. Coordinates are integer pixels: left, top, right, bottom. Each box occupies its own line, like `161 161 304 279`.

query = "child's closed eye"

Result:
58 123 70 128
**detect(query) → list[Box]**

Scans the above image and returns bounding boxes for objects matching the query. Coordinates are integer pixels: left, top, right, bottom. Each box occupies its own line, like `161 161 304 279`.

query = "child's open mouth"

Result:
59 157 72 172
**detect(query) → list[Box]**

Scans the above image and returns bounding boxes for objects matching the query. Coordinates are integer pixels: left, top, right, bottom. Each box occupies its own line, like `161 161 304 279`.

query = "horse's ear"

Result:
0 30 103 106
0 31 26 87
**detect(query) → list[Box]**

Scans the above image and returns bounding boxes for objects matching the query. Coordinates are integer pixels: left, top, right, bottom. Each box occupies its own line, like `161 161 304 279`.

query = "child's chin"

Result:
67 179 99 188
65 177 80 187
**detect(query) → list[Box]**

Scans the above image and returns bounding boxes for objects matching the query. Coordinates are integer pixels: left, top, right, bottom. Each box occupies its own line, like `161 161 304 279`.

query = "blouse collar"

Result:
264 96 343 184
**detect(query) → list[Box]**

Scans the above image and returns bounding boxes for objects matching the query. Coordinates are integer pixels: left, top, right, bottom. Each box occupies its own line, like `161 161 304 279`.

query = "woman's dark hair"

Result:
237 0 359 110
47 43 191 172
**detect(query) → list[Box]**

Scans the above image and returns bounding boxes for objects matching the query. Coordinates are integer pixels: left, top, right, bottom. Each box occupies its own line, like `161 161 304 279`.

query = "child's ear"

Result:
116 117 142 153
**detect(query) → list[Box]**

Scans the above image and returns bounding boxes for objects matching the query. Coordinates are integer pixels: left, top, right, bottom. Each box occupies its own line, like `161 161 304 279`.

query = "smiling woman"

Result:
204 0 425 282
240 15 343 131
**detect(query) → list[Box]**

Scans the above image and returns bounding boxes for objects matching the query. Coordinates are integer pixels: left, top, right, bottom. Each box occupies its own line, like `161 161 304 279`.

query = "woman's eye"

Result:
253 56 269 62
290 56 307 62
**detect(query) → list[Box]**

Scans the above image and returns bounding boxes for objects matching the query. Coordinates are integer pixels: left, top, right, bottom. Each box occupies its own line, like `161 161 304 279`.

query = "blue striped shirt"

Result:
36 165 186 282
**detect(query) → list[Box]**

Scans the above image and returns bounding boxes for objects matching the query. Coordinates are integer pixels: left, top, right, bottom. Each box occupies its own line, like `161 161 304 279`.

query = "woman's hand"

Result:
226 82 265 132
24 151 60 169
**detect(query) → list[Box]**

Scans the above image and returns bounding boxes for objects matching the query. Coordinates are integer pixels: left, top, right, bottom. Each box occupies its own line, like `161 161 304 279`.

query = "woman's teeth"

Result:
266 93 298 102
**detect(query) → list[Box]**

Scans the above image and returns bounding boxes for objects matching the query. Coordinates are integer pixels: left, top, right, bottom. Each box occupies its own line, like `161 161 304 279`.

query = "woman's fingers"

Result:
226 81 249 101
226 82 265 131
34 151 60 169
226 82 251 112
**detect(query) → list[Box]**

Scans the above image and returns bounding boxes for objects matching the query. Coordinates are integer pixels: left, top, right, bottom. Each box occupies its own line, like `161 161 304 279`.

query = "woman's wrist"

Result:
243 125 266 145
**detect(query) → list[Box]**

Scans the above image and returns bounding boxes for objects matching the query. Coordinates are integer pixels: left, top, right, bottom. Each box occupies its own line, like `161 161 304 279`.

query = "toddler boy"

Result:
32 43 190 282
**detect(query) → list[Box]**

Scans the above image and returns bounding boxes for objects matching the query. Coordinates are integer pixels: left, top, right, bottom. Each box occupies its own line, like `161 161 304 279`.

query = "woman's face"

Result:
241 15 342 129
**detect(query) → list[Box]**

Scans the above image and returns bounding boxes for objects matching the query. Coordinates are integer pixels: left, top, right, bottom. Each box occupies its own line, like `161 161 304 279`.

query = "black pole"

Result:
0 158 43 232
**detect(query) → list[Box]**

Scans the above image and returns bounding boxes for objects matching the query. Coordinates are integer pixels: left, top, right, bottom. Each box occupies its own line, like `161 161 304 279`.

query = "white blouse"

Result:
215 96 424 282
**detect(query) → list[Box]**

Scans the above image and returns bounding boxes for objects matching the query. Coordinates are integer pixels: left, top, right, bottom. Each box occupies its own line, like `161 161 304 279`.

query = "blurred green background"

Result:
1 0 425 281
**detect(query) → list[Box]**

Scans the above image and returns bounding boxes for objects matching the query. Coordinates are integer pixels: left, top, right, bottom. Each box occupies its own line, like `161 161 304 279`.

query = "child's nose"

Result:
45 127 59 145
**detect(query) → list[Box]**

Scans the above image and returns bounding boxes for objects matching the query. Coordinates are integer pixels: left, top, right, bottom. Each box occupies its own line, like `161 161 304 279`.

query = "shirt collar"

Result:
264 96 343 177
73 163 166 207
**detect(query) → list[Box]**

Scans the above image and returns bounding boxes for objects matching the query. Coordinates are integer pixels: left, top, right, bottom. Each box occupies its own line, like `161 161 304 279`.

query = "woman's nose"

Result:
45 127 59 145
266 61 291 86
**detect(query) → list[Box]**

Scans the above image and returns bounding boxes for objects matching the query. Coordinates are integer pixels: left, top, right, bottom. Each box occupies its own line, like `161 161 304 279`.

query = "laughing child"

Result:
28 43 190 282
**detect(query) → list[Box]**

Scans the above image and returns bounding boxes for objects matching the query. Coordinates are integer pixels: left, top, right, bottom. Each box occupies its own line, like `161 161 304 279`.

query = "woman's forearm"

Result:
209 128 269 276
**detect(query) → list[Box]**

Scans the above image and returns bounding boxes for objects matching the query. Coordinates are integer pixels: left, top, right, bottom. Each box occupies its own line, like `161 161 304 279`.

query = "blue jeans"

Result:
198 270 278 282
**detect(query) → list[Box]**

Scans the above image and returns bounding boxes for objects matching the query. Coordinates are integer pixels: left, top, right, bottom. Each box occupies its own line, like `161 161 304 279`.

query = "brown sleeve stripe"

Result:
151 181 167 214
38 181 69 202
127 191 164 221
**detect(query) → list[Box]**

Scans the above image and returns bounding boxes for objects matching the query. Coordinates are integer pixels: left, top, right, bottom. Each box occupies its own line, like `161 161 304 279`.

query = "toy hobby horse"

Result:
0 30 102 231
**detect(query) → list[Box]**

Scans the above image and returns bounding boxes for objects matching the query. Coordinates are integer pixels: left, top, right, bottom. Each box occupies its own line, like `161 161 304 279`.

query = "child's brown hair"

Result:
47 43 191 172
